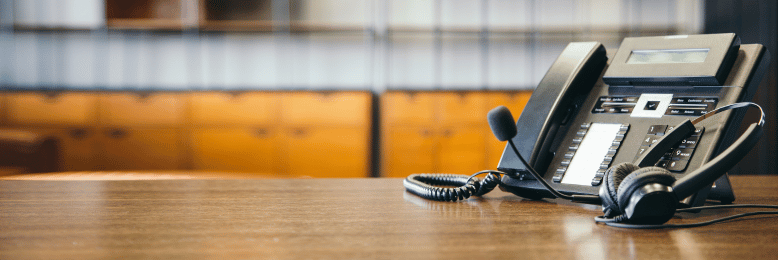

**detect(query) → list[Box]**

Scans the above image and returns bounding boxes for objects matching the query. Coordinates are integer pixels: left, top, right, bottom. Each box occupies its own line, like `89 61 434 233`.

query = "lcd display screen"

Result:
626 48 709 64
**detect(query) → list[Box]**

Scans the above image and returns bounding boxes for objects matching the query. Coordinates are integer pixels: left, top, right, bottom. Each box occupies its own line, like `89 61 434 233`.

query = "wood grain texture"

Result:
1 176 777 259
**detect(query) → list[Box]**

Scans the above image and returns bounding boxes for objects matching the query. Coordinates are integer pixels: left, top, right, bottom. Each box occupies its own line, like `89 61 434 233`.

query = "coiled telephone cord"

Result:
403 170 504 202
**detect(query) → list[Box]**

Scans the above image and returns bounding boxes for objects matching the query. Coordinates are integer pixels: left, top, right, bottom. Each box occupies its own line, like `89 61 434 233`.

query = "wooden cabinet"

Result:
9 127 98 171
190 128 279 173
188 92 280 173
97 92 185 170
98 128 182 170
279 92 372 177
187 91 372 177
437 127 488 174
281 92 371 127
283 127 369 178
383 127 436 176
99 92 185 127
4 92 99 171
189 92 278 126
6 92 98 126
381 91 531 177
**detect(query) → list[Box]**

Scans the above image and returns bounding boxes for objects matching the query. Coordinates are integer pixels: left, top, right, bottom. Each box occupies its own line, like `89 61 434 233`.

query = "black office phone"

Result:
497 33 771 207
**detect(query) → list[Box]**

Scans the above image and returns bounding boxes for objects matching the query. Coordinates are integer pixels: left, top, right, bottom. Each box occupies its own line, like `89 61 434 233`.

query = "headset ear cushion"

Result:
601 162 639 215
616 167 676 212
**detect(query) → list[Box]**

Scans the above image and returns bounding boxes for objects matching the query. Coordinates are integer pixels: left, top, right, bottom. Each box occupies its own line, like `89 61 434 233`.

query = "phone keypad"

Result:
634 125 704 172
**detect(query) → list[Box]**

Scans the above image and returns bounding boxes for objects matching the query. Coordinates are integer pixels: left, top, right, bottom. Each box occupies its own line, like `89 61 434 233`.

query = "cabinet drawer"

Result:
99 93 184 127
12 127 98 171
283 127 369 178
382 127 436 178
189 92 278 126
381 92 436 126
190 128 279 173
437 127 488 175
282 92 371 127
7 92 98 126
99 128 182 170
439 92 488 126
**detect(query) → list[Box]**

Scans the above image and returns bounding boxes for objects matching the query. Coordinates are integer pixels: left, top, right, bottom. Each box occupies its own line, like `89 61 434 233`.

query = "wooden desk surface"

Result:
1 176 777 259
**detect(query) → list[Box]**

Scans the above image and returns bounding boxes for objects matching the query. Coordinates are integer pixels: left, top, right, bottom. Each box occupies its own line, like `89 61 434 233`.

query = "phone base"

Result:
498 173 736 207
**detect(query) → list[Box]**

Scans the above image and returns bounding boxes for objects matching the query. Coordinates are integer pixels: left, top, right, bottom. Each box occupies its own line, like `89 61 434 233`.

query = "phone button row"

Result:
591 123 629 186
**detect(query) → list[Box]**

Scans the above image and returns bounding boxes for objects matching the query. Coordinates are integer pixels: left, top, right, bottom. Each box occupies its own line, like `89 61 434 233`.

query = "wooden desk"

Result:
1 176 776 259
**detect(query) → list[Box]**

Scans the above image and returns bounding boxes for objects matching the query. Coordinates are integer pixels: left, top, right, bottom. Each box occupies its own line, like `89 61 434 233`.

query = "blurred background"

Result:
0 0 774 178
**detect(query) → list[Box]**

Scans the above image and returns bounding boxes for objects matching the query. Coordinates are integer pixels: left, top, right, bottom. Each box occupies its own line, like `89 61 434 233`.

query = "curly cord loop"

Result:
403 171 504 202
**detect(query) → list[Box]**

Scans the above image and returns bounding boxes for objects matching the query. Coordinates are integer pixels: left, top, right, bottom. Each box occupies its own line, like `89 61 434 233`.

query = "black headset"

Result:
404 102 777 228
596 102 765 225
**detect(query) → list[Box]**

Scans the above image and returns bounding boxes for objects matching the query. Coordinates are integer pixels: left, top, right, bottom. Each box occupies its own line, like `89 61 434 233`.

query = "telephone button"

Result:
552 173 564 183
685 98 705 103
673 148 695 160
568 145 579 151
647 125 668 135
595 169 606 178
564 152 575 159
576 130 587 137
591 177 603 186
619 124 630 131
560 160 571 167
641 135 661 147
667 160 690 172
603 155 613 162
571 138 582 144
644 101 660 110
580 123 591 129
679 136 699 148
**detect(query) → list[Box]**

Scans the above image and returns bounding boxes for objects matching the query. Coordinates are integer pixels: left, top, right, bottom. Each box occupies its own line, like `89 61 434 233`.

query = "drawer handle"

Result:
253 128 269 137
292 128 307 136
106 128 128 139
69 128 90 139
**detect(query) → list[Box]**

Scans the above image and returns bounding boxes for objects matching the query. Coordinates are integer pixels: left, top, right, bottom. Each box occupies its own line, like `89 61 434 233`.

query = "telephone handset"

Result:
498 33 770 208
504 42 607 183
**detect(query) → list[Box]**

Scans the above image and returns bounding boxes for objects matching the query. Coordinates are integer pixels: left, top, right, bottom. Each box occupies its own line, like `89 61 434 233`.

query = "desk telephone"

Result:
404 33 778 228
